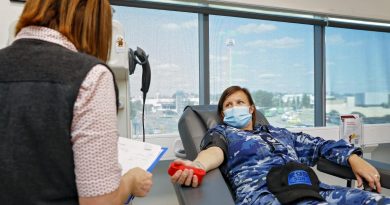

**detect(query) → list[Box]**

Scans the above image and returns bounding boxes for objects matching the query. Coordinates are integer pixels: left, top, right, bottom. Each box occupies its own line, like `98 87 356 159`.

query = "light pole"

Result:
225 38 235 87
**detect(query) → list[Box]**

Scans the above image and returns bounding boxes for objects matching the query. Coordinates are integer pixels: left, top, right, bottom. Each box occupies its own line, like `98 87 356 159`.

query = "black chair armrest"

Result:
365 159 390 188
172 168 235 205
317 157 355 180
317 157 390 188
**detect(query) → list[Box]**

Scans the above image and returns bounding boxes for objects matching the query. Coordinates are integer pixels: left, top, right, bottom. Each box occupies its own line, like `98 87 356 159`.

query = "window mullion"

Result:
314 25 326 126
199 13 210 105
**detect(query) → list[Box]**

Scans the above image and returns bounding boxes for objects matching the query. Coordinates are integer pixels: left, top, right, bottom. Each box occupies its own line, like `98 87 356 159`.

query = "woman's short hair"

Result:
217 85 257 126
16 0 112 62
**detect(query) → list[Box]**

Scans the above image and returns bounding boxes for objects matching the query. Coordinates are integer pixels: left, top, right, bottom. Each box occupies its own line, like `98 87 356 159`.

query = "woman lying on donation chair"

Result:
171 85 390 205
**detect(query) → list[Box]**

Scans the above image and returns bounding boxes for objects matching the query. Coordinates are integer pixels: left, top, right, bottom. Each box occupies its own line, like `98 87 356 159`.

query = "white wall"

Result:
0 1 23 49
214 0 390 22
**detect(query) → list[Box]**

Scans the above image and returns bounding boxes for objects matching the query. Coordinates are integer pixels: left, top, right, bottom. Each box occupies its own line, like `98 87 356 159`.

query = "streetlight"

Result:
225 38 235 86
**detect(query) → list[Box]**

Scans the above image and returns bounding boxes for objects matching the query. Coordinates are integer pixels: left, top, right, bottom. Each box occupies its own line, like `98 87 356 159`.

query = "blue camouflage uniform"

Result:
201 124 390 205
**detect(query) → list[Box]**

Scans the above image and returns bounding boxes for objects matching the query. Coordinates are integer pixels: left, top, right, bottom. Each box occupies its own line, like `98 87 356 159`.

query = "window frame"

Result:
111 0 390 127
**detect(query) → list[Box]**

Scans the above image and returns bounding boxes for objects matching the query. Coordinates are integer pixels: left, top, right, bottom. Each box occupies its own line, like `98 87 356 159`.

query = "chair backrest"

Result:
178 105 269 160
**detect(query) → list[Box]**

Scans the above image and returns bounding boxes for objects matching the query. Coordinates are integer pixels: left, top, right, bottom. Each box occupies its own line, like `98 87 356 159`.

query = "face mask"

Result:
223 106 252 129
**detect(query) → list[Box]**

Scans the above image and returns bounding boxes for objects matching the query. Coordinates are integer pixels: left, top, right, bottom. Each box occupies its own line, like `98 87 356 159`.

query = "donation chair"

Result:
173 105 390 205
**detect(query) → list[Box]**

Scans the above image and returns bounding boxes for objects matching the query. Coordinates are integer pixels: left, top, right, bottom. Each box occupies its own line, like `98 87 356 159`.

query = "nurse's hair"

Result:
16 0 112 62
217 85 257 126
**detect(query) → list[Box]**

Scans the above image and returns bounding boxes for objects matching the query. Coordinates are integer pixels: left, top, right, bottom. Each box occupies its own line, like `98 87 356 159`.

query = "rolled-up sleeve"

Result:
291 131 362 167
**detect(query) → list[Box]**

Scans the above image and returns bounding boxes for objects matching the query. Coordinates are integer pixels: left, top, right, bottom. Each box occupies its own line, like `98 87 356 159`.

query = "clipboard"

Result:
118 137 167 204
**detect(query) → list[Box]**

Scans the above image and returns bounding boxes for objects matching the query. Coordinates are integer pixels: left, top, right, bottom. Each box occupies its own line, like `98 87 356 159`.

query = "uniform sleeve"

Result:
70 64 122 197
200 130 228 163
291 131 362 167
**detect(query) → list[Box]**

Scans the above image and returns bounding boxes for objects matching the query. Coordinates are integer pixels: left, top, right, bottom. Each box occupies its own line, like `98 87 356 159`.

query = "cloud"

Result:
246 37 304 48
182 20 197 29
155 63 181 72
232 50 250 56
293 63 303 67
326 35 363 47
292 64 312 73
327 61 335 66
305 71 314 76
210 55 228 62
161 23 181 31
233 78 248 83
161 20 197 31
326 34 345 44
217 31 227 36
233 64 249 69
346 41 363 46
237 23 277 34
257 73 280 79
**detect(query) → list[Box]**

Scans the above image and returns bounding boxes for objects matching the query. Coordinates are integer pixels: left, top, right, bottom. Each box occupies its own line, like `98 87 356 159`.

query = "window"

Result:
113 6 199 136
209 16 315 127
111 2 390 133
326 28 390 125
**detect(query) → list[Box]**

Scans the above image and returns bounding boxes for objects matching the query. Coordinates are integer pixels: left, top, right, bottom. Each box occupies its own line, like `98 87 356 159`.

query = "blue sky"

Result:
113 6 390 98
209 15 314 95
326 28 390 94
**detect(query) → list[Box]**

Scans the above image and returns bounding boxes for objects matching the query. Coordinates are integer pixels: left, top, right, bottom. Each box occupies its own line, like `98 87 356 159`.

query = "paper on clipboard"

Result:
118 137 167 175
118 137 167 205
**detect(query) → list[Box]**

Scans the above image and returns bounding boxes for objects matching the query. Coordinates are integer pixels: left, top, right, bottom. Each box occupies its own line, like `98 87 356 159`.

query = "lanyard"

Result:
254 125 285 155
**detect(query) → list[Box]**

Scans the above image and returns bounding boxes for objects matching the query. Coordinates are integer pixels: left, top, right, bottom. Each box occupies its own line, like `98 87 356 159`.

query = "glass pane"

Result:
326 28 390 125
210 16 314 128
113 6 199 136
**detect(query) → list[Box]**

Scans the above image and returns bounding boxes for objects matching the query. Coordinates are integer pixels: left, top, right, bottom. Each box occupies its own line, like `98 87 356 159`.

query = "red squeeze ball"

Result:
168 162 206 185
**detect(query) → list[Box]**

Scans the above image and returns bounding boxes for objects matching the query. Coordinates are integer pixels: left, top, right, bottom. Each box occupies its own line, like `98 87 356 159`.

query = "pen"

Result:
124 195 134 205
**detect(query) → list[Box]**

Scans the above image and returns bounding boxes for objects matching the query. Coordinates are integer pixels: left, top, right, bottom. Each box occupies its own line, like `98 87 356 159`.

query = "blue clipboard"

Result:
124 147 168 204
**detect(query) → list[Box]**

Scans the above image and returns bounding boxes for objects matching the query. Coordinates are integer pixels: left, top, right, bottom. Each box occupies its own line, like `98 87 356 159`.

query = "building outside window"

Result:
326 28 390 125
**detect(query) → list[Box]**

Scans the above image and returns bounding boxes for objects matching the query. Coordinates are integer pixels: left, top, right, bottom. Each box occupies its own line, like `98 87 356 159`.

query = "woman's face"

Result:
222 90 255 130
223 90 254 114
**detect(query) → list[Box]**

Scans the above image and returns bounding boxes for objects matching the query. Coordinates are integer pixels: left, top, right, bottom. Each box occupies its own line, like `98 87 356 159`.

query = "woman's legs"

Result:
320 186 390 205
248 187 390 205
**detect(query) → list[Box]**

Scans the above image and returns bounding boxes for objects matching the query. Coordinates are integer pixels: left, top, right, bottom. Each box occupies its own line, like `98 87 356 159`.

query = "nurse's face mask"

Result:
223 106 252 128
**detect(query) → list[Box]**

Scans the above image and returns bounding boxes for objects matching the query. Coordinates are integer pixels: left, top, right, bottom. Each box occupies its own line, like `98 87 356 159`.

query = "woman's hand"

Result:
170 159 204 188
170 147 223 188
348 154 382 193
124 167 153 197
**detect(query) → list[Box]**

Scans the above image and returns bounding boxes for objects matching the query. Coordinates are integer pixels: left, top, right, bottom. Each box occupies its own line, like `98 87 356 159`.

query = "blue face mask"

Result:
223 106 252 129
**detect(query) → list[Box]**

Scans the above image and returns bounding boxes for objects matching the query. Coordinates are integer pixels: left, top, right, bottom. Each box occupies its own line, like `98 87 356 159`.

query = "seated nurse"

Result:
170 85 390 205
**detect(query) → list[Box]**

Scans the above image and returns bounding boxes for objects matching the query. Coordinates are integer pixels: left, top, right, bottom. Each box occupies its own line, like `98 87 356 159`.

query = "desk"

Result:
132 160 179 205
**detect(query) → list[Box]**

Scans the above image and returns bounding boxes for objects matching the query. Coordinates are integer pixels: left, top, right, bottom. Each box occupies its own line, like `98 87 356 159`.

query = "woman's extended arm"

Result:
170 146 224 187
289 128 381 193
289 130 361 167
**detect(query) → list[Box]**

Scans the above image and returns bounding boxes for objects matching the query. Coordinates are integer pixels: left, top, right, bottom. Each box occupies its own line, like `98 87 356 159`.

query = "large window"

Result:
112 2 390 137
209 16 315 127
326 28 390 125
113 6 199 136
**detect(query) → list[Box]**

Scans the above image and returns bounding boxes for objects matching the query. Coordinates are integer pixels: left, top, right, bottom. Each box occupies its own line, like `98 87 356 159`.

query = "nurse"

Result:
0 0 152 204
